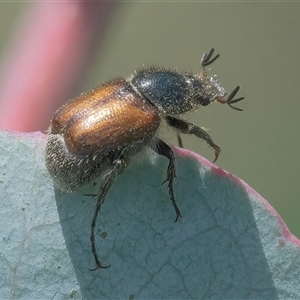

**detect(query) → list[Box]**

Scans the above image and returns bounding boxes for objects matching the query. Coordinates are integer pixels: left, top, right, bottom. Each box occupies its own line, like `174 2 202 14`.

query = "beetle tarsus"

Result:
89 259 111 271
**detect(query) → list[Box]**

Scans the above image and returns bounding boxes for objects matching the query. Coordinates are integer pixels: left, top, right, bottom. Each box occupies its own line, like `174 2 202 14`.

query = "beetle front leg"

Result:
166 116 221 163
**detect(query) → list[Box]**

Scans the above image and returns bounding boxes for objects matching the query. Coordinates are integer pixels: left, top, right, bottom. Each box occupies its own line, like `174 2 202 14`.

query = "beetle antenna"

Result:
216 85 245 111
201 48 220 67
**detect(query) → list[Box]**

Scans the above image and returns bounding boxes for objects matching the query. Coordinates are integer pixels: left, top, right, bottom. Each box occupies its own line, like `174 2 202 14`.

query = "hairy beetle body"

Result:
45 48 245 270
46 78 160 192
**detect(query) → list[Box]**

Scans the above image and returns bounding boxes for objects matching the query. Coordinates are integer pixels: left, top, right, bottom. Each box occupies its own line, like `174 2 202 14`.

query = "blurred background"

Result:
0 2 299 238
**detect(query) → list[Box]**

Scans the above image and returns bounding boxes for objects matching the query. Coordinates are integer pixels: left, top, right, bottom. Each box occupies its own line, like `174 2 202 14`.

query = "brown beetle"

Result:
45 48 244 270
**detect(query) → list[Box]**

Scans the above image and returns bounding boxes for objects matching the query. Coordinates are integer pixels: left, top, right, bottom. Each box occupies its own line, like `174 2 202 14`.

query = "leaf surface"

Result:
0 131 299 299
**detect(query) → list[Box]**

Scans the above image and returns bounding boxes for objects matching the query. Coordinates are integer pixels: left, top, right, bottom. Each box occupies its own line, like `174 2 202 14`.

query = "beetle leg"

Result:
176 133 184 148
89 157 126 271
151 138 182 222
166 116 221 163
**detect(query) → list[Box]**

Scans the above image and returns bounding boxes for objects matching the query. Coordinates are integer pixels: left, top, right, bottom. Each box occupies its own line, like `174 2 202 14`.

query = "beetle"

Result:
45 48 244 270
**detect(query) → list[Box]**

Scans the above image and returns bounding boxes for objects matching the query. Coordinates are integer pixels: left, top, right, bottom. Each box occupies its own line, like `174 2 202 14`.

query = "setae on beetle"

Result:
45 48 244 270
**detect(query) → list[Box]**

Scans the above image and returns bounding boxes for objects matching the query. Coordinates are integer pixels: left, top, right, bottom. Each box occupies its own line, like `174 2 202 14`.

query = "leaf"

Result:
0 131 300 299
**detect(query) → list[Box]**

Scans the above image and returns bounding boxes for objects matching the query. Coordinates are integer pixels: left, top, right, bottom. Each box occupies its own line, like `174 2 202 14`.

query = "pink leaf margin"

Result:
177 146 300 248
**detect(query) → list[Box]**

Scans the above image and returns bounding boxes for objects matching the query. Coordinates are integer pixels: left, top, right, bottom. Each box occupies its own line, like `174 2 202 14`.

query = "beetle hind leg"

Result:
89 157 127 271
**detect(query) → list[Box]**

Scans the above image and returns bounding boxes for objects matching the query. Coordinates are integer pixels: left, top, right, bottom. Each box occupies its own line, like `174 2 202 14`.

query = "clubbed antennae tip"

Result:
201 48 220 67
216 85 245 111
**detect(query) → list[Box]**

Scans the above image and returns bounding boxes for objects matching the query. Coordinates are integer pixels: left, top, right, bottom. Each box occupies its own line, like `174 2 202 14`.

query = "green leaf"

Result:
1 131 300 299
